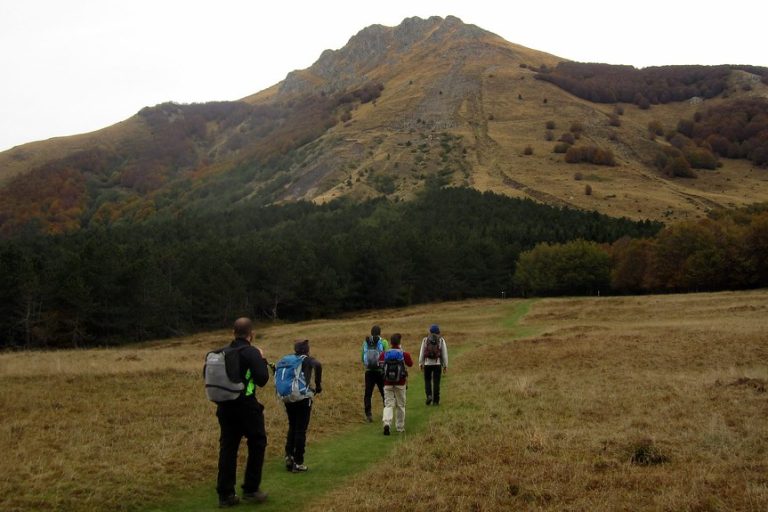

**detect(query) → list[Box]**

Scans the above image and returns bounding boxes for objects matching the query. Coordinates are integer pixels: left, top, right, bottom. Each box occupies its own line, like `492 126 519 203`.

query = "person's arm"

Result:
404 352 414 367
245 346 270 387
418 338 426 368
313 359 323 394
441 338 448 372
361 340 366 365
381 338 389 351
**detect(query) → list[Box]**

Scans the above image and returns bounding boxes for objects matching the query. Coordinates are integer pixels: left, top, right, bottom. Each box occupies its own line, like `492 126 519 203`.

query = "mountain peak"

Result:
278 15 492 96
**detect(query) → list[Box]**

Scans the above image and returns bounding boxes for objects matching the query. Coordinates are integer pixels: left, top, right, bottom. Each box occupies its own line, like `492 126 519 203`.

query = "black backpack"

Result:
383 349 407 382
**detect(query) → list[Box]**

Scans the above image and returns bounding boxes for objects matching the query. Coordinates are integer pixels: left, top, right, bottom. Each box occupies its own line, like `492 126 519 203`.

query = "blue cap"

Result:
429 324 440 334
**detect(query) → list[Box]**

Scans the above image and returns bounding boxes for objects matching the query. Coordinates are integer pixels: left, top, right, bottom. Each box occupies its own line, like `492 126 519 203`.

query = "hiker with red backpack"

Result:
379 333 413 435
203 318 270 508
419 324 448 406
361 325 389 422
274 339 322 473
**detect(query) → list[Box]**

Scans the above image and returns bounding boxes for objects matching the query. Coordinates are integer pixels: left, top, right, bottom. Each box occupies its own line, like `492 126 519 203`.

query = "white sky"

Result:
1 0 766 152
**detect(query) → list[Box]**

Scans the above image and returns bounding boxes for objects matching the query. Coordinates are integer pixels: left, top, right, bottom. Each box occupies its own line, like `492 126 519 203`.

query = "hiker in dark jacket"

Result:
379 333 413 435
216 318 270 507
284 339 323 473
361 325 389 422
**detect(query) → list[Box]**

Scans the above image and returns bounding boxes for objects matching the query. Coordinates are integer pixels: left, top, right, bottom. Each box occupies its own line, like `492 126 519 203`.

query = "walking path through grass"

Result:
145 300 534 512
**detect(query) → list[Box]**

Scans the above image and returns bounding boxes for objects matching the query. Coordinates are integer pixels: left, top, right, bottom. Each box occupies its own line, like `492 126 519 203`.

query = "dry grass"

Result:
0 300 488 512
1 291 767 511
313 290 768 512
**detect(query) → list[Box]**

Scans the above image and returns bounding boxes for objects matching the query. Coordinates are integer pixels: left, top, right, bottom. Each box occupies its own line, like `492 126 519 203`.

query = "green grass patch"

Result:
145 377 434 512
146 301 537 511
502 299 539 338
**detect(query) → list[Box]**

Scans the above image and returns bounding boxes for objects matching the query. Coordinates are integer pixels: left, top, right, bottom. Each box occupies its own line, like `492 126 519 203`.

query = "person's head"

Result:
371 325 381 337
294 339 310 355
390 333 402 347
429 324 440 335
233 317 253 340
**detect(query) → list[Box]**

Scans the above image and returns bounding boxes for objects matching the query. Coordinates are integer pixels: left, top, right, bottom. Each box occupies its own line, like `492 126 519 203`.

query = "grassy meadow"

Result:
1 291 767 511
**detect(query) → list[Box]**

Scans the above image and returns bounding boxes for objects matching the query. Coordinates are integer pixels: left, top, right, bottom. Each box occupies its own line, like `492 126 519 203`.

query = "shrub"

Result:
614 105 625 116
608 115 621 127
585 184 592 195
523 145 534 155
664 155 696 178
683 146 718 169
564 145 617 166
648 120 664 136
559 132 576 145
554 143 571 153
570 122 584 134
574 171 583 180
545 120 556 129
677 118 695 138
545 130 554 141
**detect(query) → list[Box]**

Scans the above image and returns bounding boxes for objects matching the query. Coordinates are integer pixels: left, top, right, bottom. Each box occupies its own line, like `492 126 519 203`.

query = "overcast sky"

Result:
1 0 765 152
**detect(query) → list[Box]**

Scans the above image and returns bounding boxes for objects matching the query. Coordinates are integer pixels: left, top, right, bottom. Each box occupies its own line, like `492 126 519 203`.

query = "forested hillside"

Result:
0 187 659 348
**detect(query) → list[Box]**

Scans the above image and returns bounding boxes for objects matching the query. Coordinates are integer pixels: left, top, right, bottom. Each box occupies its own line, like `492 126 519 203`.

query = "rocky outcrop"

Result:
278 16 493 96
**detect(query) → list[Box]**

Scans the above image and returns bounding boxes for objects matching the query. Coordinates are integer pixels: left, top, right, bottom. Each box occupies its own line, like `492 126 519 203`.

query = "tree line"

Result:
0 187 659 348
513 206 768 295
536 62 768 107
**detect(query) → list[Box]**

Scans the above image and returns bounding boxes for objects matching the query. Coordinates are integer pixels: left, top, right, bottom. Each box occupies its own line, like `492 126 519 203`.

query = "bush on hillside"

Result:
564 145 617 166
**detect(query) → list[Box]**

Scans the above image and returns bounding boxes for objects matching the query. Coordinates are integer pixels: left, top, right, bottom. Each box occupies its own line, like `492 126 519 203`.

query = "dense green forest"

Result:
0 188 659 348
513 206 768 296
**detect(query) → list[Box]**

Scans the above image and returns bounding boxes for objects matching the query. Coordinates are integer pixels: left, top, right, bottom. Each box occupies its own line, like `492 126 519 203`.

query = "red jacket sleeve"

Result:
404 352 413 367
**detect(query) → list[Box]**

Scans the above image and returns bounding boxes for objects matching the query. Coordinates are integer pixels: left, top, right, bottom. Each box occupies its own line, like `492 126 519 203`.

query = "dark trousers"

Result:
284 398 312 464
364 370 385 416
424 365 443 404
216 401 267 498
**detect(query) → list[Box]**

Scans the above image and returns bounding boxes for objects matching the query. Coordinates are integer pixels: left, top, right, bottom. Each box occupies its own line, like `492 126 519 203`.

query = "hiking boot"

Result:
218 494 240 508
383 425 390 436
291 463 308 472
365 414 373 423
242 490 268 503
425 397 432 406
284 455 294 471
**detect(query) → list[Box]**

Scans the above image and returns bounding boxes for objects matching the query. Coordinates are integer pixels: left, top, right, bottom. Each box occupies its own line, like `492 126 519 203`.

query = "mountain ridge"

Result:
1 15 768 236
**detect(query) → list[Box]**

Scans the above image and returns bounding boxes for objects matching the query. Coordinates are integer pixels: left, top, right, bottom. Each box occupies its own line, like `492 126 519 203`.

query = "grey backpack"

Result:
204 346 246 402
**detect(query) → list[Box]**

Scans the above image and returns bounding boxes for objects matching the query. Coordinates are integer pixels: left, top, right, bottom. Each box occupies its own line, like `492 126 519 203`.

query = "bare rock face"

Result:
278 16 492 96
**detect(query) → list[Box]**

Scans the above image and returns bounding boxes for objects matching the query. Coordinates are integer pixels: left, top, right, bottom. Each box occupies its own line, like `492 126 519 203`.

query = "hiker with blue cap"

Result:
418 324 448 405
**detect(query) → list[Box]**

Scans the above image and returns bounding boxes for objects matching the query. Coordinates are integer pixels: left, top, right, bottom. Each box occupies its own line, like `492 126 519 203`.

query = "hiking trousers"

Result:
364 370 385 416
284 398 312 465
383 384 407 431
216 401 267 498
424 365 443 404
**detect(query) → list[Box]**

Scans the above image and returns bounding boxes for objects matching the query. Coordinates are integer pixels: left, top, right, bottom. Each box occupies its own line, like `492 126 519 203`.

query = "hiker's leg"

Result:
382 385 395 427
364 371 375 416
375 371 385 402
285 402 297 459
242 404 267 494
433 367 443 404
292 399 312 465
424 365 434 401
395 385 407 431
216 407 242 498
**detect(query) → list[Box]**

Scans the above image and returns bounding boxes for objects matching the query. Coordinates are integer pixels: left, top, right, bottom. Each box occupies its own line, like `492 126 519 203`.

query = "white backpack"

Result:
204 346 246 402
